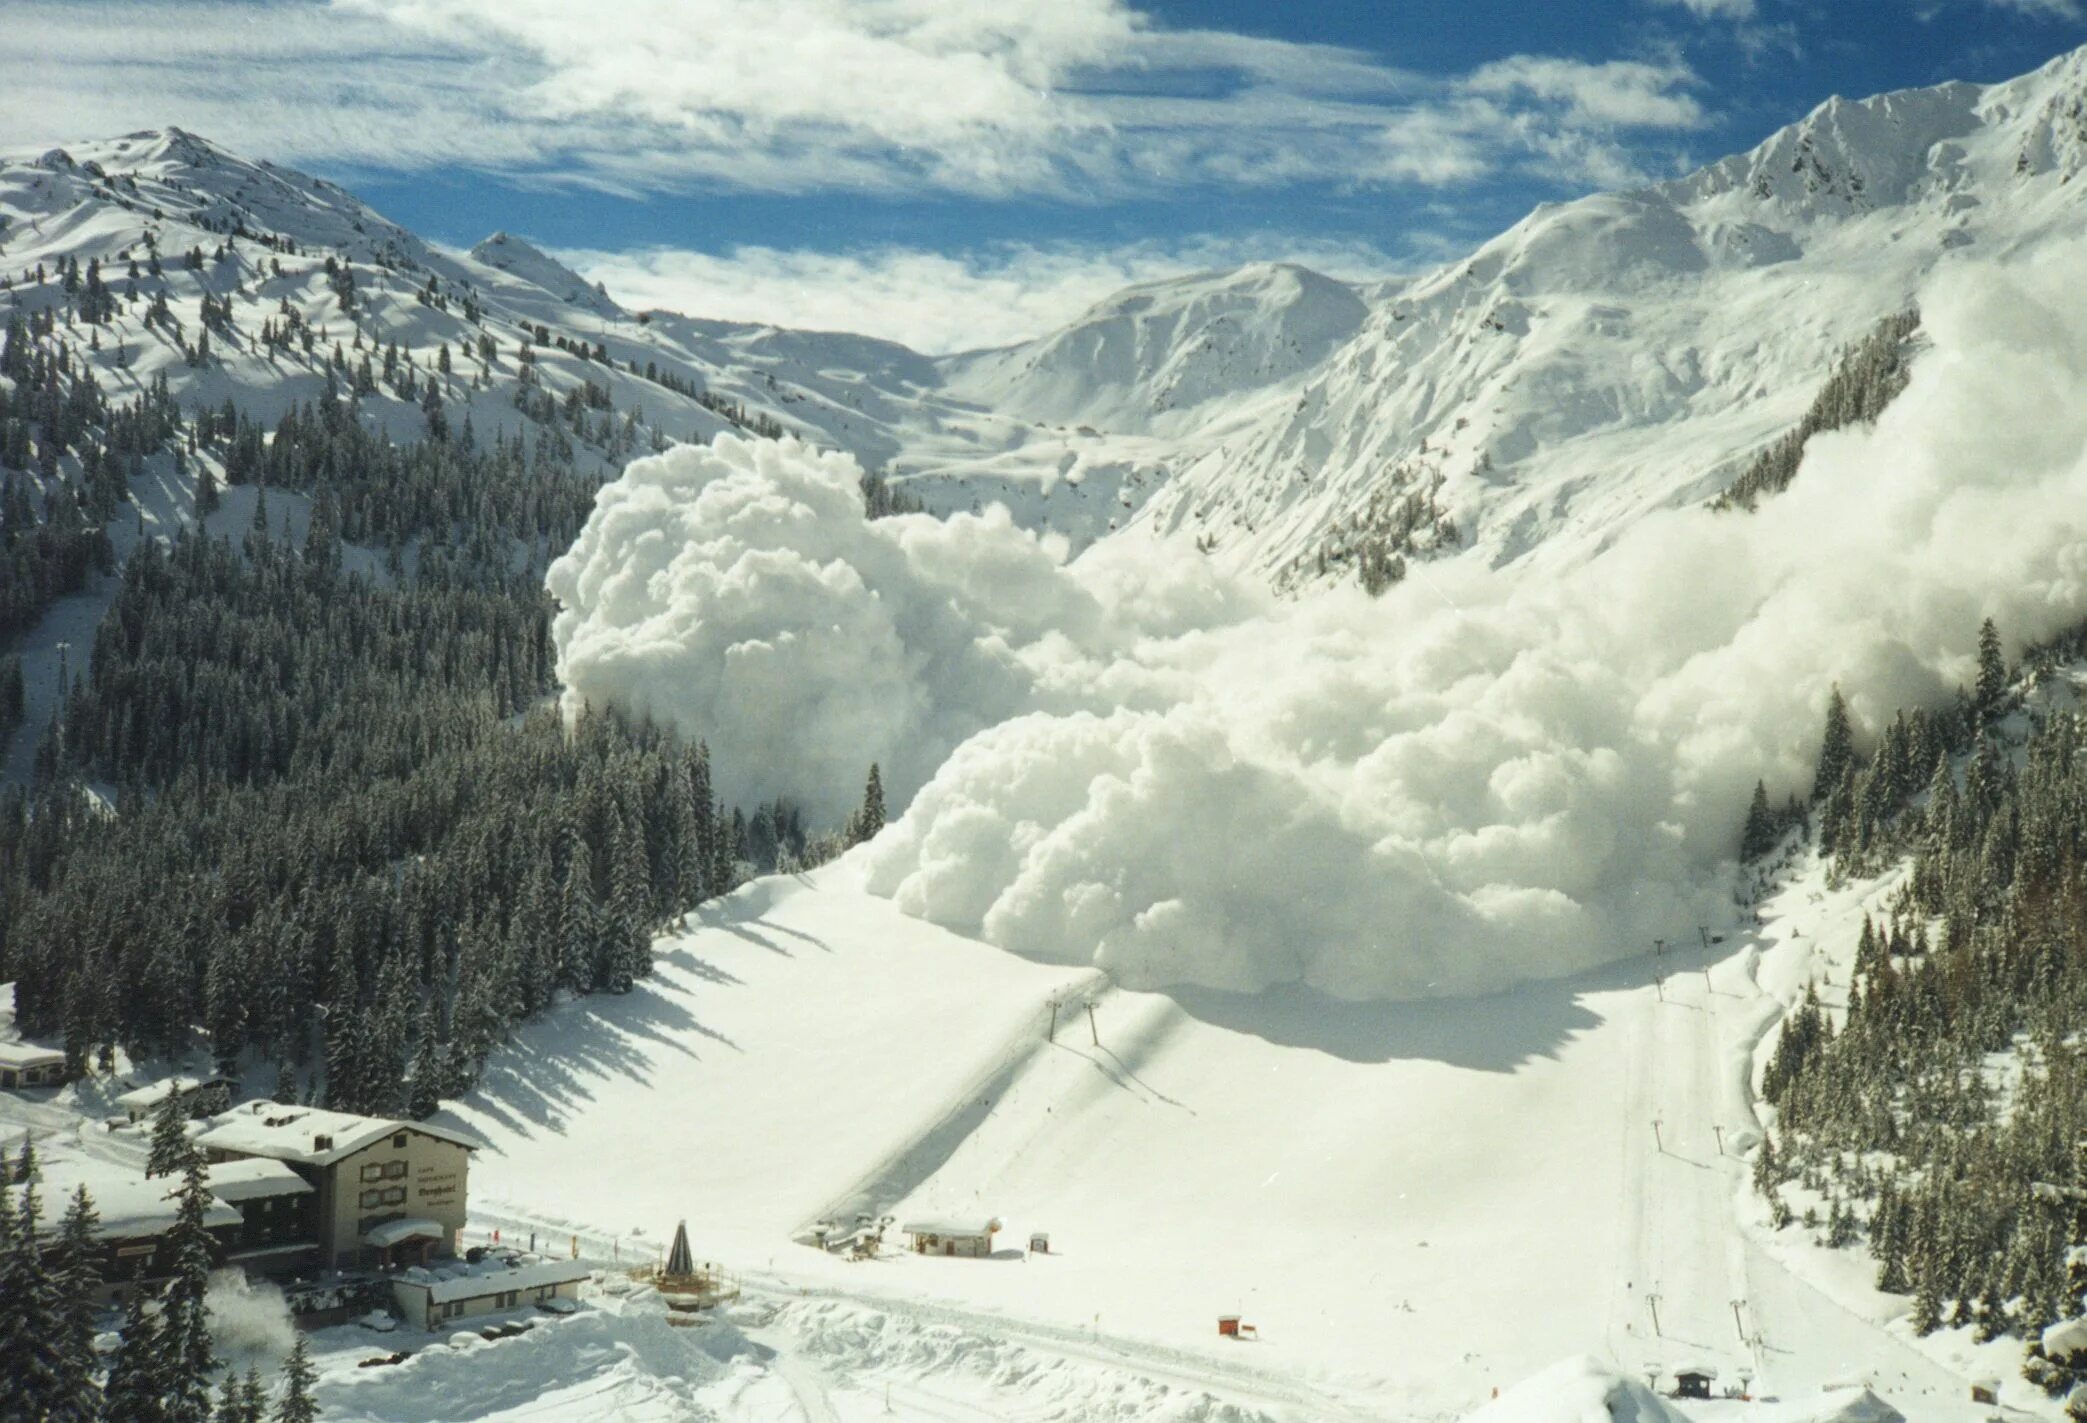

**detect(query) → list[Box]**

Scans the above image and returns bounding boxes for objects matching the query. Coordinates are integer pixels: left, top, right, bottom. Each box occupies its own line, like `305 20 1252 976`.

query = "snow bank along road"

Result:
434 857 2029 1420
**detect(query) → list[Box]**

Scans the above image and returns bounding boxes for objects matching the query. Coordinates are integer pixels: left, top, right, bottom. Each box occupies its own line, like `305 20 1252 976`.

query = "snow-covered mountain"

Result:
1061 45 2087 585
11 48 2087 595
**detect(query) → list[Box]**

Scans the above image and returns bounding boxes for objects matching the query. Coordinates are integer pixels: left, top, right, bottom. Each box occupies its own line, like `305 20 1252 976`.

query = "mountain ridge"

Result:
9 43 2087 593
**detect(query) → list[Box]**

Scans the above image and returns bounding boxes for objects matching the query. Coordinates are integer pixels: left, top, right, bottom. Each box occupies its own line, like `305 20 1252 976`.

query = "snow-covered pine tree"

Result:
273 1335 318 1423
48 1183 104 1423
147 1090 191 1178
160 1152 220 1423
104 1287 169 1423
853 764 886 846
1813 685 1853 804
1740 780 1776 860
0 1142 67 1418
1977 617 2008 713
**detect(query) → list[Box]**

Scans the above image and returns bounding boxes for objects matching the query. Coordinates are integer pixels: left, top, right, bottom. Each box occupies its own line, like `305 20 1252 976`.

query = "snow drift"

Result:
550 239 2087 1000
1458 1357 1688 1422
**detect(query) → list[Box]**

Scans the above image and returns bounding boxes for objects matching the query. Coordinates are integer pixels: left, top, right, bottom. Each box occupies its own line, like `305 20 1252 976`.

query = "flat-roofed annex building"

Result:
0 1042 67 1090
193 1104 484 1271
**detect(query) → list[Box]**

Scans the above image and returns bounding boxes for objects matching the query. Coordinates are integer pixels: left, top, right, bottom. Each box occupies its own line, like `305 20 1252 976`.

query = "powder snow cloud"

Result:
550 240 2087 1002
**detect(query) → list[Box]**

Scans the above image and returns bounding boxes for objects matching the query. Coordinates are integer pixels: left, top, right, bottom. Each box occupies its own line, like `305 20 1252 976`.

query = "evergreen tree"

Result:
49 1183 105 1423
238 1369 267 1423
0 1141 67 1418
1977 617 2008 712
406 1004 443 1121
273 1335 318 1423
852 763 886 846
1740 779 1777 860
215 1372 246 1423
147 1090 191 1177
103 1289 168 1423
1813 685 1853 804
160 1153 219 1423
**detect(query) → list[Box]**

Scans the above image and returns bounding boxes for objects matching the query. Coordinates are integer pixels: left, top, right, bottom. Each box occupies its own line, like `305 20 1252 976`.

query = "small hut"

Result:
1673 1365 1718 1400
899 1217 1001 1258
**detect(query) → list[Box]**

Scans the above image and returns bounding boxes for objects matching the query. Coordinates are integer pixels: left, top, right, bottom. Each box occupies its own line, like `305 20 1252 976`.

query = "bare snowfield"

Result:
323 853 2044 1422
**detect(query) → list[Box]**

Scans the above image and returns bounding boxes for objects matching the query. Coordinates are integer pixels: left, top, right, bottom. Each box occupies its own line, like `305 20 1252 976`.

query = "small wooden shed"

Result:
900 1216 1001 1258
1673 1365 1718 1400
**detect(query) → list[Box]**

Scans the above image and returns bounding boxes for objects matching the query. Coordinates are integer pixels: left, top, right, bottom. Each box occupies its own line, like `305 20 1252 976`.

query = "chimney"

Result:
313 1133 333 1152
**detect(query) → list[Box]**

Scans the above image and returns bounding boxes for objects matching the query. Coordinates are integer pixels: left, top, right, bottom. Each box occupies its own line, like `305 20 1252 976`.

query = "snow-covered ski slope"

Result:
15 45 2087 589
430 854 2039 1420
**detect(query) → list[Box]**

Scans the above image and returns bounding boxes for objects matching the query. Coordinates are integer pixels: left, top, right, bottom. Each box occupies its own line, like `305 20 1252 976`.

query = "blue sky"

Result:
4 0 2085 348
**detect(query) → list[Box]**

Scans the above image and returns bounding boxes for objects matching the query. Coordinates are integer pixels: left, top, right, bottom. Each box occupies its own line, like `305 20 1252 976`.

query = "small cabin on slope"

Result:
900 1217 1002 1258
1673 1365 1718 1400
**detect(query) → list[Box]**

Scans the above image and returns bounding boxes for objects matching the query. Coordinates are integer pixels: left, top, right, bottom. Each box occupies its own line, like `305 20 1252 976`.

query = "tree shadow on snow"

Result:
458 975 739 1141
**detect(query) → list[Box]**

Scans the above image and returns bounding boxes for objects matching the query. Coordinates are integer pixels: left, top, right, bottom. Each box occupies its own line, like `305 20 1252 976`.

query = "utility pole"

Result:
1698 925 1711 952
1729 1298 1747 1344
1647 1293 1664 1337
1086 1000 1099 1047
1712 1124 1726 1156
1655 970 1665 1002
1652 1118 1665 1154
1047 999 1057 1043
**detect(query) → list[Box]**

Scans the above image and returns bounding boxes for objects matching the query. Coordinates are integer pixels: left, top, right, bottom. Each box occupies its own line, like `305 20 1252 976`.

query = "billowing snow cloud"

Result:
551 240 2087 1001
545 434 1251 822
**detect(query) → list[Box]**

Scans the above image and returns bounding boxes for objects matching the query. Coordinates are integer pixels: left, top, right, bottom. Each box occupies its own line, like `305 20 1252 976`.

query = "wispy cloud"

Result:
557 236 1404 354
1643 0 1757 18
0 0 1714 202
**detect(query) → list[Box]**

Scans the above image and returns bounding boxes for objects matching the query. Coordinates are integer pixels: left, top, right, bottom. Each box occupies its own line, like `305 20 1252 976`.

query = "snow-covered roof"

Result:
900 1217 1001 1238
393 1257 590 1305
193 1103 483 1167
363 1216 446 1248
8 1160 242 1240
0 1041 65 1069
115 1075 217 1111
203 1158 313 1203
2046 1317 2087 1358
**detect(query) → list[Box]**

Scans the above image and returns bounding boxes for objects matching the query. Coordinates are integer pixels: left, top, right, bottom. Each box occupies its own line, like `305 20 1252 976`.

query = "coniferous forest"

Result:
1742 617 2087 1399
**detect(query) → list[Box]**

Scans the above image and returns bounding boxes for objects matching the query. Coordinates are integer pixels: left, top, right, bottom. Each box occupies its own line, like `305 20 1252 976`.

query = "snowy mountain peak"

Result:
470 231 623 317
944 259 1369 435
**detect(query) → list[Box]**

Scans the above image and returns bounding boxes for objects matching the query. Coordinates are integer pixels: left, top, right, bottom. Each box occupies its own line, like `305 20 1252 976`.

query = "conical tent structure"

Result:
664 1220 694 1279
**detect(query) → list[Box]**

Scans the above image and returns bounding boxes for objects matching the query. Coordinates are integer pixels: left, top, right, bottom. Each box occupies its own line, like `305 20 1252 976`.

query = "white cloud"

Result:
1643 0 1757 17
550 239 2087 1003
1465 57 1707 131
0 1 1713 201
557 237 1401 354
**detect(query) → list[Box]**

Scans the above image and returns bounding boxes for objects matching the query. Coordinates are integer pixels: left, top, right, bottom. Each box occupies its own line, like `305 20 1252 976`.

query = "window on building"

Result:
384 1161 408 1180
359 1189 383 1209
392 1133 408 1149
360 1163 384 1183
381 1187 406 1206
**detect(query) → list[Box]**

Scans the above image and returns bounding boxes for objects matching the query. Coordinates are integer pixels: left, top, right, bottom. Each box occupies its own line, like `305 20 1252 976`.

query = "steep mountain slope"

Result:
943 262 1371 436
943 45 2087 588
14 46 2087 601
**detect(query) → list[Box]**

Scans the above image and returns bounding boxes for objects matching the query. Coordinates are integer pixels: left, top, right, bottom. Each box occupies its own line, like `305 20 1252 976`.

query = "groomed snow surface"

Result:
245 851 2018 1422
